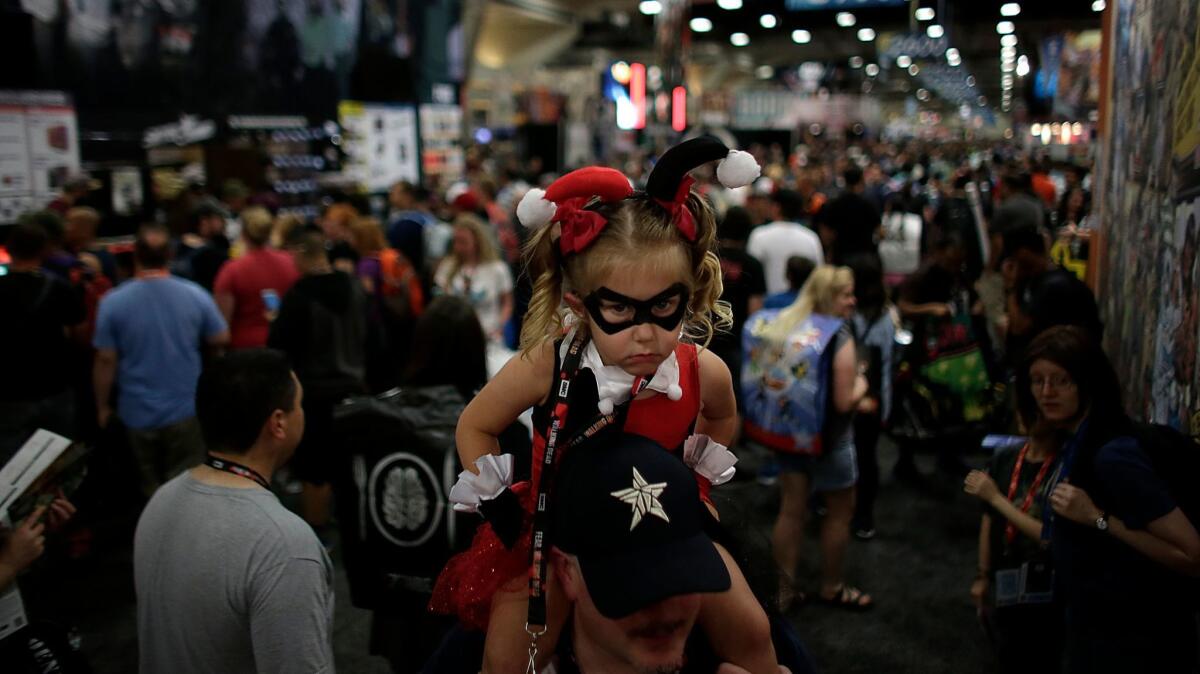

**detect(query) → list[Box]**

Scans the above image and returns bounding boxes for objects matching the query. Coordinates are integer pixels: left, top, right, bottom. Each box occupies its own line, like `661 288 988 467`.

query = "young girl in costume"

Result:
432 137 779 673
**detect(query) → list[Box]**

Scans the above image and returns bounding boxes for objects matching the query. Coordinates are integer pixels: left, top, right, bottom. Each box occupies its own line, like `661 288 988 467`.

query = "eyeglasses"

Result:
1030 375 1075 393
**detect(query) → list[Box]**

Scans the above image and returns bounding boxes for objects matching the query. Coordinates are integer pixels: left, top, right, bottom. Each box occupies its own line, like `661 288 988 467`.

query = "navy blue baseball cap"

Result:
551 433 731 619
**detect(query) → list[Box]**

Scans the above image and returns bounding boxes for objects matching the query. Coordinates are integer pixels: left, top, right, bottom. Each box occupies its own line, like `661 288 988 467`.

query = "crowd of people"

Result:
0 132 1197 674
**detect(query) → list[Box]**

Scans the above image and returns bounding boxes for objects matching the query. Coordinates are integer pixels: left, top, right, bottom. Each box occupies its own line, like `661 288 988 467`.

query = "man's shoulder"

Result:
141 475 326 561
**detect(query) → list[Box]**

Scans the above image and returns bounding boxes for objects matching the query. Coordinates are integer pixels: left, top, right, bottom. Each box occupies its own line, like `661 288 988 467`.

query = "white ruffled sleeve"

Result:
448 454 515 513
682 434 738 486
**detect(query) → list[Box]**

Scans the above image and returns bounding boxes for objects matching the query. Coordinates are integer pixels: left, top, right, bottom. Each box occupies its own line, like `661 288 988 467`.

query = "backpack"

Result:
379 248 425 322
741 310 843 456
1130 423 1200 530
330 385 473 610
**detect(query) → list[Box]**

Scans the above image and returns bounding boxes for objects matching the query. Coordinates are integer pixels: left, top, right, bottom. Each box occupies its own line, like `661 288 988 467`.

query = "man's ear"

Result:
268 408 288 440
550 548 581 601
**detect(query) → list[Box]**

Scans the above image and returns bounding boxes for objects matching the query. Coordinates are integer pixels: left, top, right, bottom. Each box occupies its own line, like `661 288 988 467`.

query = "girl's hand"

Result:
1050 482 1101 525
0 506 48 575
963 470 1000 504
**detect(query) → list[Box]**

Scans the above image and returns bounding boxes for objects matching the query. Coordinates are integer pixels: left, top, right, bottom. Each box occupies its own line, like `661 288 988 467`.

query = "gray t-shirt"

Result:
134 472 335 674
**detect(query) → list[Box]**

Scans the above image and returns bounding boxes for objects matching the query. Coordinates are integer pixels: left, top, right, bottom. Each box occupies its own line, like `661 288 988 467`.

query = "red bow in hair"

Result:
556 197 610 256
654 175 697 241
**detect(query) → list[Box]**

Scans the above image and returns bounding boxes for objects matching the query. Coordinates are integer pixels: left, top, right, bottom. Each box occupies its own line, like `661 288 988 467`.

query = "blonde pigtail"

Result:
682 192 733 348
519 224 567 355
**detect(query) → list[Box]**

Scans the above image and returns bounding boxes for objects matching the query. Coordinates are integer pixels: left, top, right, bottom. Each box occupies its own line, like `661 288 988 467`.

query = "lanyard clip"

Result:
525 623 547 674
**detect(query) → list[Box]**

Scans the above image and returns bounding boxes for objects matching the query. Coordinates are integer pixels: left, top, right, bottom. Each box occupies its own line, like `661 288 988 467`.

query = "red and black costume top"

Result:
430 338 709 630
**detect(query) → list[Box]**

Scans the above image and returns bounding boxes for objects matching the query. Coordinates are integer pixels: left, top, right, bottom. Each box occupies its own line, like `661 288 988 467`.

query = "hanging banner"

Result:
339 101 420 193
0 90 79 223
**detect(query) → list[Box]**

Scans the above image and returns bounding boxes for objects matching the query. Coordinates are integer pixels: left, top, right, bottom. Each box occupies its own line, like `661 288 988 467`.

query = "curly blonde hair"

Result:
520 191 732 355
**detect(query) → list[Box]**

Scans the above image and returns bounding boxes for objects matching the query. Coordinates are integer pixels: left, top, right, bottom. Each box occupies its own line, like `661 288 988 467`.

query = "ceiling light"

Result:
1002 75 1014 86
948 56 962 67
1001 3 1021 16
638 1 662 15
908 64 920 76
865 63 880 77
689 17 713 32
1001 34 1018 48
760 14 777 28
997 21 1015 34
836 12 856 27
926 24 944 39
756 65 774 79
791 29 811 44
730 32 750 47
896 54 912 68
1016 54 1031 76
716 0 742 10
1032 123 1042 135
915 7 935 21
857 28 876 42
967 75 976 86
946 48 960 60
978 96 988 106
1092 0 1106 11
1001 46 1017 60
917 88 930 101
1002 61 1015 72
849 56 864 68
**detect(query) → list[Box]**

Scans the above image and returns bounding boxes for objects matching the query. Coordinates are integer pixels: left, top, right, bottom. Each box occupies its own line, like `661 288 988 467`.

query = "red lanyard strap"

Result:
526 334 648 628
1004 443 1056 545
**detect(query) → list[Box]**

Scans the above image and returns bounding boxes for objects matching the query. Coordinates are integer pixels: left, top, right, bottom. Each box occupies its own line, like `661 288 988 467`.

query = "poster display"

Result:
1097 0 1200 432
419 104 464 180
339 101 419 192
0 91 80 224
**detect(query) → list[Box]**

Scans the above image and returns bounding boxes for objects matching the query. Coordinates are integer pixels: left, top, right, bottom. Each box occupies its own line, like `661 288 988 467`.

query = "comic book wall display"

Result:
1097 0 1200 432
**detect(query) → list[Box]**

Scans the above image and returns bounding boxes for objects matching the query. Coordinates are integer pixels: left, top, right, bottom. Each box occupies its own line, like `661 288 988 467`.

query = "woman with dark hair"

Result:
1018 326 1200 674
844 253 895 539
365 295 529 673
403 295 489 399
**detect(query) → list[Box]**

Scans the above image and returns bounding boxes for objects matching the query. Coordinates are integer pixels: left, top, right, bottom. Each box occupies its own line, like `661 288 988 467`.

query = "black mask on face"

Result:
583 283 690 335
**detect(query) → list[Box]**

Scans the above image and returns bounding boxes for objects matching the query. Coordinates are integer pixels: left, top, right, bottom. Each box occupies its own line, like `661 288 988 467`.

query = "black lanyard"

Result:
205 454 271 490
527 331 648 628
1040 417 1089 543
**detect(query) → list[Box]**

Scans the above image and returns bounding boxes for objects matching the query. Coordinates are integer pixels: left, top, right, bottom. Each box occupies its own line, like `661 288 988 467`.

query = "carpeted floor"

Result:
31 436 998 673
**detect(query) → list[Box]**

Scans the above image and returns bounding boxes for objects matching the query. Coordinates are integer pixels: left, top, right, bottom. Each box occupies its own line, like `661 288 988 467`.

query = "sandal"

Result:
818 584 874 611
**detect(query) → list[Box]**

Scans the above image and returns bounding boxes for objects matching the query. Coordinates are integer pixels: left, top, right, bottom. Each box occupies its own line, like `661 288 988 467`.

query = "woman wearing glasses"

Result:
1000 326 1199 674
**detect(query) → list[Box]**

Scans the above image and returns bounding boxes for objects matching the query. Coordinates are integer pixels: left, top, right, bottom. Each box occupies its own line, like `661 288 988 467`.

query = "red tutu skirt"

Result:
430 481 535 632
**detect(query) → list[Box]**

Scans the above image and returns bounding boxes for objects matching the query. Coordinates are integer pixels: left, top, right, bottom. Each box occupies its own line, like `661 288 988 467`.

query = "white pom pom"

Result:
599 398 615 416
516 188 557 229
667 384 683 401
716 150 761 189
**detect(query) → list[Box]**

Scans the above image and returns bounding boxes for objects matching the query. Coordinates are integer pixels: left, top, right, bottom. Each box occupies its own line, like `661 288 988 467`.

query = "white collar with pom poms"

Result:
560 328 683 416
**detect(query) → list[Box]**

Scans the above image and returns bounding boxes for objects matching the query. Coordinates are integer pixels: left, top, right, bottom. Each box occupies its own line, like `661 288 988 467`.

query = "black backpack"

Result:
330 385 475 610
1131 423 1200 531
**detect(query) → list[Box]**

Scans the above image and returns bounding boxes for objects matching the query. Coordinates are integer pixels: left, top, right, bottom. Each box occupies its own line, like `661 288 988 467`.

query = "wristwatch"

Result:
1095 512 1109 532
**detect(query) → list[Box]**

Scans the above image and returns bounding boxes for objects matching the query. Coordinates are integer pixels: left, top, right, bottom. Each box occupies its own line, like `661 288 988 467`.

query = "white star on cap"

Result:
610 467 670 531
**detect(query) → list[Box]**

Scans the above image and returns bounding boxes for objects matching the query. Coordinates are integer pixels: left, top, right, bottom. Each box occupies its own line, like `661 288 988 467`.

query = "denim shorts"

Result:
776 433 858 492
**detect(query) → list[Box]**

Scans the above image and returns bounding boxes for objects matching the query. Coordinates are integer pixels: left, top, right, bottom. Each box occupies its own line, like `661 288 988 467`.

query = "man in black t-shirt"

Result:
268 226 368 527
1000 227 1102 362
814 167 882 265
0 221 85 461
